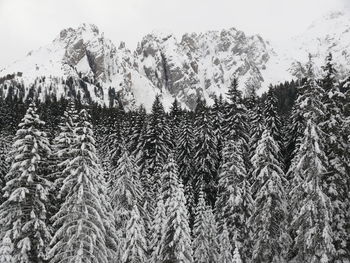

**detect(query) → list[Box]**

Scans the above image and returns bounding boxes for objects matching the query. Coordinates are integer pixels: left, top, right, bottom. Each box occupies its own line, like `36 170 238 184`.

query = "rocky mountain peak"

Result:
1 11 350 111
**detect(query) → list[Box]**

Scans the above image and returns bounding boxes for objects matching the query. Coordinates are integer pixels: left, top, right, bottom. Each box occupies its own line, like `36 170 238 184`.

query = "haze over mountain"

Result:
1 10 350 110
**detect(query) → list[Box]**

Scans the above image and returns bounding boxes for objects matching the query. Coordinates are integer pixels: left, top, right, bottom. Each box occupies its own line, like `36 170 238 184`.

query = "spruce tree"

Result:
217 223 233 263
263 87 284 161
109 149 143 230
232 246 243 263
139 95 173 193
0 133 11 204
127 105 147 156
149 192 166 263
205 204 219 263
0 103 51 263
193 189 218 263
193 99 218 206
250 129 290 263
320 53 349 261
49 109 114 263
0 234 14 263
160 157 193 263
215 140 253 260
284 97 305 173
176 115 195 187
176 115 195 219
222 78 249 166
50 99 78 218
122 204 148 263
248 98 264 163
169 98 182 146
288 57 335 262
108 148 145 259
211 95 225 172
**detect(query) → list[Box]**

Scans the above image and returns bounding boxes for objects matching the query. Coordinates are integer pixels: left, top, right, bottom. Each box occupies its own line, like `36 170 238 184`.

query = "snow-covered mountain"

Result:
1 11 350 110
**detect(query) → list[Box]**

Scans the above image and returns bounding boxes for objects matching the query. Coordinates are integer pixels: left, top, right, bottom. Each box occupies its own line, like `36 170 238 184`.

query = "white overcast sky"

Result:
0 0 349 68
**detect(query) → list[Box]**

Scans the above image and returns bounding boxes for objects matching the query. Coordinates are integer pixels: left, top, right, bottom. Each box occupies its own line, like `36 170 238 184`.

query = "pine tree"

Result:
215 140 253 260
176 115 195 219
248 97 264 162
263 87 284 161
139 95 173 193
0 103 51 263
49 109 114 263
320 53 349 261
289 57 335 262
122 204 148 263
284 95 305 173
0 133 11 204
108 148 145 259
232 246 243 263
250 129 290 263
160 157 193 263
222 78 249 155
49 99 78 218
176 115 195 187
222 78 250 176
193 99 218 206
211 95 225 171
0 234 14 263
193 189 218 263
217 223 233 263
127 105 147 156
169 98 182 145
205 205 219 263
109 149 143 230
149 192 166 263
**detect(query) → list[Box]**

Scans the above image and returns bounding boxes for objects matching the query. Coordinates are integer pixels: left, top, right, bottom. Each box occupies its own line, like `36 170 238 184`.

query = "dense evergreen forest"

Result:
0 54 349 263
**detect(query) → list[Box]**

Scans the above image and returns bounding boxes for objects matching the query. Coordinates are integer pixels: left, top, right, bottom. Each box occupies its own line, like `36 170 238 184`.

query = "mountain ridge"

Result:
1 11 349 110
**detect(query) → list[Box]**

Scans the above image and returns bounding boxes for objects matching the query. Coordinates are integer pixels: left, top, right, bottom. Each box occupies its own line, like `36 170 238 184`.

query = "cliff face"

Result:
135 28 271 108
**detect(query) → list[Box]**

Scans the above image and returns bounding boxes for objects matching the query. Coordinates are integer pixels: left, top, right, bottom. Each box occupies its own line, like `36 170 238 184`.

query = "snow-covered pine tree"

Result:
139 95 173 193
320 53 350 262
97 106 127 171
49 99 78 216
108 148 145 258
205 203 219 263
0 133 11 204
249 129 290 263
169 98 182 146
138 162 154 233
49 109 115 263
263 87 284 162
149 191 166 263
217 223 233 263
222 77 250 172
0 234 14 263
0 103 51 263
109 148 143 227
176 115 195 219
122 204 148 263
232 245 243 263
222 78 249 145
176 115 195 187
193 98 218 206
160 157 193 263
284 96 305 174
288 56 335 263
193 189 219 263
215 140 253 261
248 97 264 163
127 105 147 157
211 95 225 173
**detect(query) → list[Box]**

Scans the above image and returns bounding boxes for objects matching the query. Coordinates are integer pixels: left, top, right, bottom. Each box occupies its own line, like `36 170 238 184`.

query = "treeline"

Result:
0 53 349 262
